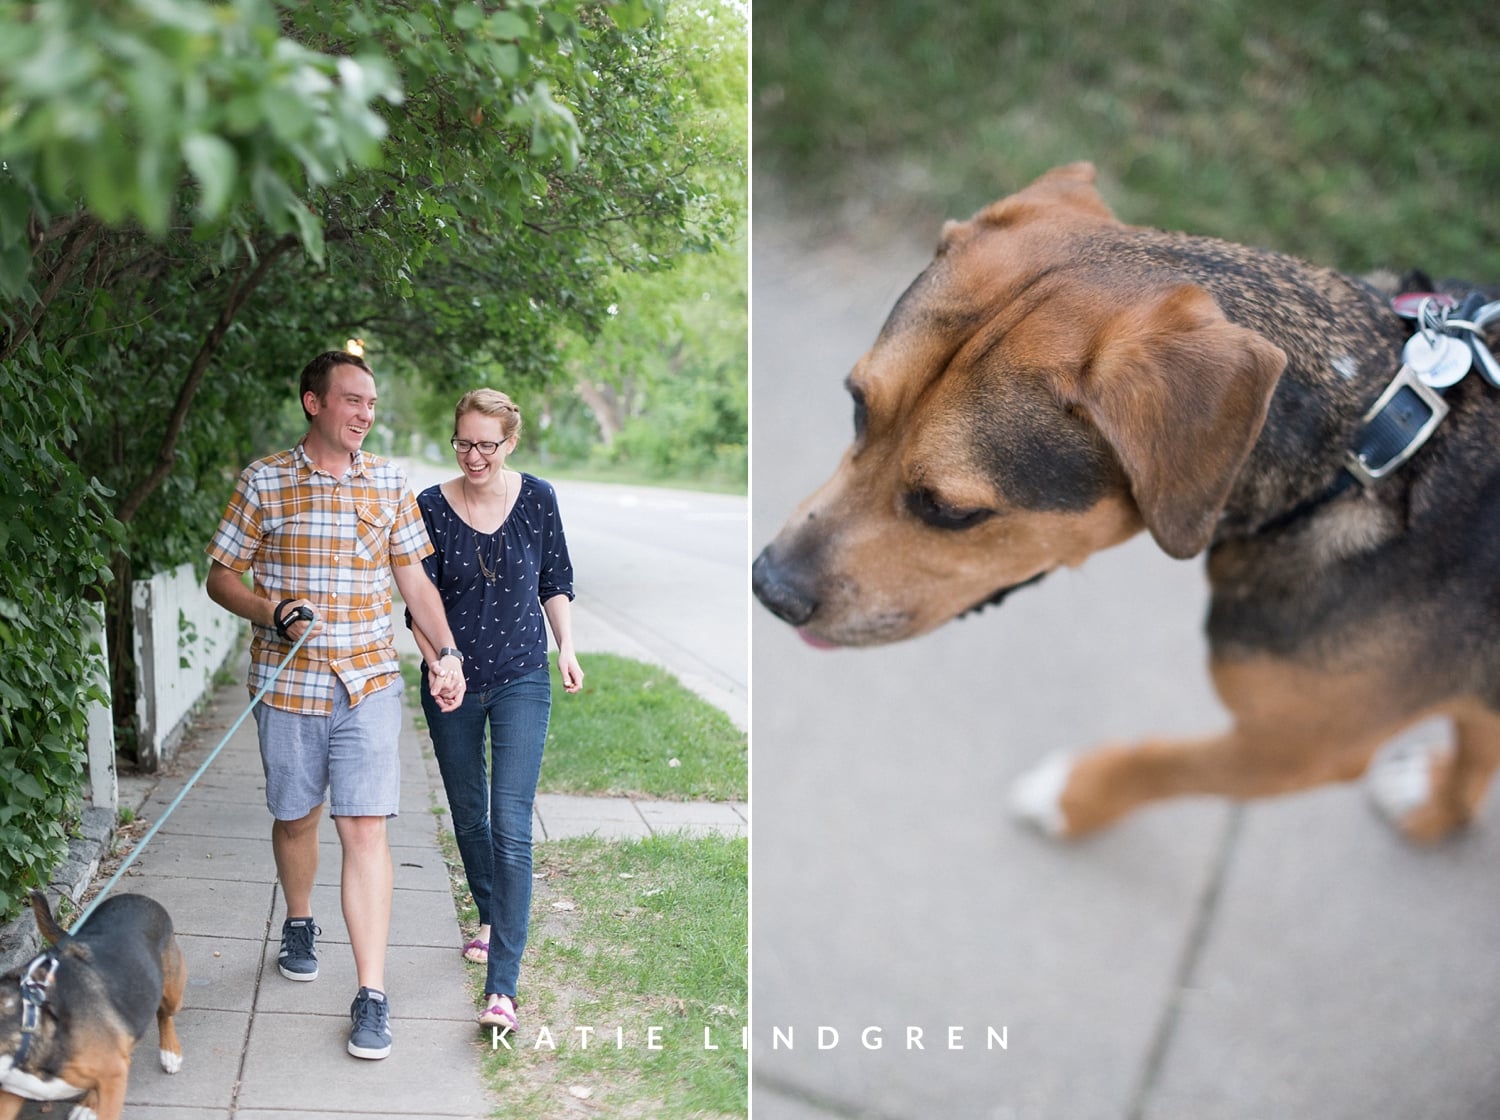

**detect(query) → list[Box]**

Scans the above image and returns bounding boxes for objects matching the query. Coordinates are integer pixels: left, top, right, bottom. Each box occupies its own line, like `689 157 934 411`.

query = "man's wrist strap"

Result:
274 598 314 640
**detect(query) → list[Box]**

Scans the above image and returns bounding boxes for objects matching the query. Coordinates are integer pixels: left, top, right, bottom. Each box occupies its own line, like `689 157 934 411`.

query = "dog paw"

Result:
1367 745 1436 823
1011 751 1074 837
160 1048 183 1074
1367 743 1464 843
68 1106 98 1120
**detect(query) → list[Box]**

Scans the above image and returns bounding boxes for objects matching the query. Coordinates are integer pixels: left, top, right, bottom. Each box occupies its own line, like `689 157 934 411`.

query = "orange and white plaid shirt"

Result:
206 442 432 714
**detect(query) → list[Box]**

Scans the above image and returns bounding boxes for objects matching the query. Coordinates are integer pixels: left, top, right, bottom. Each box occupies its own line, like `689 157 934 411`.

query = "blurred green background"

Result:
754 0 1499 278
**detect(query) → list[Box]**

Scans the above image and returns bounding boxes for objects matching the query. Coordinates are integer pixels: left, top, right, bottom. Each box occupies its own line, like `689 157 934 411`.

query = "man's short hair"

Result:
300 351 373 422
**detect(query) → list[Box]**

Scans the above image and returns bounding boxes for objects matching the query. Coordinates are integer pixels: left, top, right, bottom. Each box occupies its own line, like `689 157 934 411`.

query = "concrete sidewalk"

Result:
11 601 744 1120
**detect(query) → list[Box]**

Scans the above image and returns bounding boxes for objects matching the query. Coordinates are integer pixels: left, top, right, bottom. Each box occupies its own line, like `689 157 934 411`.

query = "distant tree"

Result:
561 0 747 482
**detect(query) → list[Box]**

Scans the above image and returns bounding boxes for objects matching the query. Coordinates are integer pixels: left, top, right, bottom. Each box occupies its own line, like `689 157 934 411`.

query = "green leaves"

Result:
488 10 533 40
509 80 583 167
0 357 105 920
183 133 239 217
0 0 402 259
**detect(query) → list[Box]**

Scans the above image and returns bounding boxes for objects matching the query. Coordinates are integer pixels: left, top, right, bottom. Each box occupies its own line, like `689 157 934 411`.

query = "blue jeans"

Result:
422 667 551 998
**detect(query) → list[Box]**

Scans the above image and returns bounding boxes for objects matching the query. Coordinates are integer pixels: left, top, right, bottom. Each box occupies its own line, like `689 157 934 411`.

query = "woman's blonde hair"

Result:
454 388 522 443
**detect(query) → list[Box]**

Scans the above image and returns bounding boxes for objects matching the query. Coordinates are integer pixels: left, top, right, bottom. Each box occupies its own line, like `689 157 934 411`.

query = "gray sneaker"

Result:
348 987 392 1059
278 917 320 981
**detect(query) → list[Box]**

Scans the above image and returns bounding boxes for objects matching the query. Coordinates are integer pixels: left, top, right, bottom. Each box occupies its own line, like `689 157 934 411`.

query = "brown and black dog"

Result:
753 162 1500 842
0 891 185 1120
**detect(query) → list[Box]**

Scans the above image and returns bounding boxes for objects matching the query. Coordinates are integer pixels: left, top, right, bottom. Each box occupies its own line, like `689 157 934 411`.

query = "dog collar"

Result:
1244 293 1499 540
1345 291 1500 486
1342 363 1449 487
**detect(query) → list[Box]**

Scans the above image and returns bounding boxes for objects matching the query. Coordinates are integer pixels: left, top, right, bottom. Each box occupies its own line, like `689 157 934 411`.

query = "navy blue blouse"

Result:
413 474 575 690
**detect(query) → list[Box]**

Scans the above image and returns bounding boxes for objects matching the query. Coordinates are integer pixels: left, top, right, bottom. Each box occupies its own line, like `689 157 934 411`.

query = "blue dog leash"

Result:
8 611 315 1072
74 612 317 928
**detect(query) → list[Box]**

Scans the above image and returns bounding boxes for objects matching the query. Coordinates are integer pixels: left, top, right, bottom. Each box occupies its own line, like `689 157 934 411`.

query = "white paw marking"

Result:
1011 751 1074 837
1367 745 1442 824
68 1106 98 1120
160 1048 183 1074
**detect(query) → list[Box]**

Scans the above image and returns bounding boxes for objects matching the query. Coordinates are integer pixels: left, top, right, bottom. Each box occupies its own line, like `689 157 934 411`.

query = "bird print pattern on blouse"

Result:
413 474 575 692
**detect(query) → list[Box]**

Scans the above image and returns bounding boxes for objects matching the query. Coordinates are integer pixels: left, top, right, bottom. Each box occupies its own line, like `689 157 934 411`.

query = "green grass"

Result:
754 0 1500 280
475 835 747 1119
543 653 746 801
402 652 746 801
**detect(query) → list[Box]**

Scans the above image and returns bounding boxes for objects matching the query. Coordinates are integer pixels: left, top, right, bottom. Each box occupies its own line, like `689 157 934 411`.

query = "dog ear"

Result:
1074 284 1286 559
979 162 1116 227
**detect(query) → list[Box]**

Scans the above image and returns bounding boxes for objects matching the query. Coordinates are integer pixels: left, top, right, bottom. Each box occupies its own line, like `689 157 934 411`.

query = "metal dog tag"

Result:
1402 331 1472 388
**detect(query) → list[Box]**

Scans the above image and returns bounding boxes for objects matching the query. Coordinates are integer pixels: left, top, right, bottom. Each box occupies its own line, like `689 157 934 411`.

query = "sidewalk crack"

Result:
1126 805 1244 1120
227 884 278 1117
631 797 654 836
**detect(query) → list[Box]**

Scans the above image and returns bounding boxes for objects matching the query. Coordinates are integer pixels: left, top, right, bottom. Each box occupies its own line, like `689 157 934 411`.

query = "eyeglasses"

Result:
451 438 502 456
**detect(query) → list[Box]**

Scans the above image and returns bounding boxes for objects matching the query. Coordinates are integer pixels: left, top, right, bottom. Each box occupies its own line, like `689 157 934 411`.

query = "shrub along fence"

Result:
0 565 236 922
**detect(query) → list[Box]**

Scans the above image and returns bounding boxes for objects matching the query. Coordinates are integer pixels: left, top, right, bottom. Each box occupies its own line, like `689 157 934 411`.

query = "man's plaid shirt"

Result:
206 442 432 714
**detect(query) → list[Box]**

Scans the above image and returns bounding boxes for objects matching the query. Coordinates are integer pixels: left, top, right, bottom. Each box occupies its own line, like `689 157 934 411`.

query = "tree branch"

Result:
1 216 101 362
116 234 301 523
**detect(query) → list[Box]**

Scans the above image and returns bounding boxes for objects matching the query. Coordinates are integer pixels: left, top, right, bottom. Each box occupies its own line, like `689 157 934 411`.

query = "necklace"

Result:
461 471 508 585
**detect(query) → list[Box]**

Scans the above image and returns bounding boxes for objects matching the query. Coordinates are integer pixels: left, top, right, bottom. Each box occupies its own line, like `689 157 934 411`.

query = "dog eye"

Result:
906 488 995 530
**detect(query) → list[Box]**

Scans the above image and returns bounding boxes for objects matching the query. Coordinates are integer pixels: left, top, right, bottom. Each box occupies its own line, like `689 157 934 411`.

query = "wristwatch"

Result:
438 647 464 663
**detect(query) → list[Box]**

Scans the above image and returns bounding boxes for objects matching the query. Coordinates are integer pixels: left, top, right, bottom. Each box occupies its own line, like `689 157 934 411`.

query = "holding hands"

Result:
428 648 467 712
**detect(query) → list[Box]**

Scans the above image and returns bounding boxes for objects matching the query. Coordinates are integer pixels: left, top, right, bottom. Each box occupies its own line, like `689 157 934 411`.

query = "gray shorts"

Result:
252 678 402 819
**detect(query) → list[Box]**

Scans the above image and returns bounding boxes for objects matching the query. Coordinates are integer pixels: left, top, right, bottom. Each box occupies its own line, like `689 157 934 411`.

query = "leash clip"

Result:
17 951 60 1039
1344 365 1449 487
20 952 59 1000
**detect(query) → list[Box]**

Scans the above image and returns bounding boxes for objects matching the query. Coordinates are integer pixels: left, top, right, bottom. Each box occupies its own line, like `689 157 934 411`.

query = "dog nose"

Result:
752 547 819 626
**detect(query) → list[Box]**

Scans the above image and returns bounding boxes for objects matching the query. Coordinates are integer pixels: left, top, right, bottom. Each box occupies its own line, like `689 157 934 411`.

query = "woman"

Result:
409 388 584 1031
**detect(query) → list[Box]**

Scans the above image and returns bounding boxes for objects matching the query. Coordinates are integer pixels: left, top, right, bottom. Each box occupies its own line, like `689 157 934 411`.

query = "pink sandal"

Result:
462 938 489 964
479 994 517 1032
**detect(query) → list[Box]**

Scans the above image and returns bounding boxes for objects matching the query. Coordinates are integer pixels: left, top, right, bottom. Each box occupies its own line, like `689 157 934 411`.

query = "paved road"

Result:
399 459 748 729
749 216 1500 1119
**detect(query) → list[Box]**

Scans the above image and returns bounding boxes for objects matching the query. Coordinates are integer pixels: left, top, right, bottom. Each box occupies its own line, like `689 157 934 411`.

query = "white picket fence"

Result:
127 562 241 776
82 602 118 811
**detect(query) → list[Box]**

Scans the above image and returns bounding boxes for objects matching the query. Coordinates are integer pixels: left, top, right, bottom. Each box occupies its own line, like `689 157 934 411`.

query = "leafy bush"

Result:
0 356 122 921
601 370 747 485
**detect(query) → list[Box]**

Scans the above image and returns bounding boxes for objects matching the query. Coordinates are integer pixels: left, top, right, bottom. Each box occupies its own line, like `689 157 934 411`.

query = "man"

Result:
206 350 466 1060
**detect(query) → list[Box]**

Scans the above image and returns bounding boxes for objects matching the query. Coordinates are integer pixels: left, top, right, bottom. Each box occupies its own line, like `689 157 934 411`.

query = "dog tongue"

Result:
797 629 841 650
